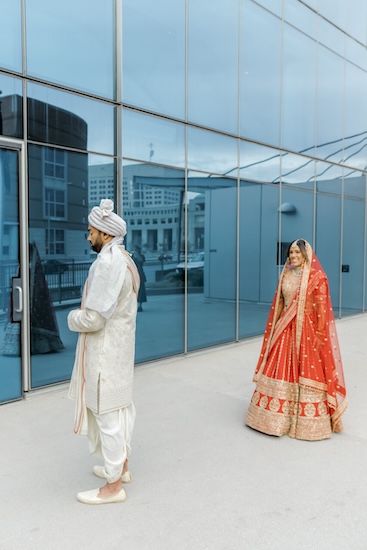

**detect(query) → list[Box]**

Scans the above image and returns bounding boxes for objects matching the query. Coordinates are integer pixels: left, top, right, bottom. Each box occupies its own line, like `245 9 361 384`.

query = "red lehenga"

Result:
245 241 347 441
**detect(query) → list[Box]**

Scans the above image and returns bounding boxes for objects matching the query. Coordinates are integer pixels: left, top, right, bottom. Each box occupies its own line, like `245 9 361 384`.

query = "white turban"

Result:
88 199 126 238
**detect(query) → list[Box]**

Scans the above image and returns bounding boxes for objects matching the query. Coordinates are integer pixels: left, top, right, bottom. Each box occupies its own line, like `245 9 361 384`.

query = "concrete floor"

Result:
0 314 366 550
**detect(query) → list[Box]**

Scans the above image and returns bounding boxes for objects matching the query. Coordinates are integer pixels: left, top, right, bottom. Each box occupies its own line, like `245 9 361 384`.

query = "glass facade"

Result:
0 0 367 403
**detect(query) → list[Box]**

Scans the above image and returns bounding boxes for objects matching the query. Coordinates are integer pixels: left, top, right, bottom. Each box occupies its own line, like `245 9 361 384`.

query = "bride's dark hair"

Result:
286 239 308 261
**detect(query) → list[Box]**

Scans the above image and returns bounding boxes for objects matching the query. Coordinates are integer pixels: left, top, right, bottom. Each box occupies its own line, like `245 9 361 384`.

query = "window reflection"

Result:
88 157 116 209
240 141 281 183
26 0 115 98
345 0 367 44
280 153 315 190
346 36 367 71
280 187 314 244
315 160 343 194
316 45 344 162
0 147 22 401
0 75 23 139
188 0 239 134
318 0 347 34
186 129 237 349
300 0 317 10
188 127 237 174
0 0 22 72
27 84 114 154
122 161 185 362
239 143 280 339
254 0 282 17
282 24 316 153
187 172 237 351
315 193 341 308
342 197 364 314
318 17 345 57
315 162 344 309
239 179 272 339
344 62 367 170
284 0 317 39
123 0 185 119
344 171 366 199
240 1 281 147
28 143 95 387
123 109 185 168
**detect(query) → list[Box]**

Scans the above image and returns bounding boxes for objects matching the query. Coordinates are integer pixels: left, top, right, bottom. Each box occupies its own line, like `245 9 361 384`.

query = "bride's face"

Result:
289 245 303 268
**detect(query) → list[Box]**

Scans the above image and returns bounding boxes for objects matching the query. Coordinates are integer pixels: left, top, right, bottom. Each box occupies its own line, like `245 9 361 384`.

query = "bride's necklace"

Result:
293 267 302 276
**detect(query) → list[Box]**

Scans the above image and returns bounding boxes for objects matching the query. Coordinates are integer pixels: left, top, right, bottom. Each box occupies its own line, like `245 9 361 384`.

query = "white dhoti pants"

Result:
87 403 136 484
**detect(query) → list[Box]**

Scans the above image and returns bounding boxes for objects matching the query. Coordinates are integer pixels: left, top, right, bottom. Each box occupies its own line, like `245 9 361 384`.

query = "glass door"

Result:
0 143 25 403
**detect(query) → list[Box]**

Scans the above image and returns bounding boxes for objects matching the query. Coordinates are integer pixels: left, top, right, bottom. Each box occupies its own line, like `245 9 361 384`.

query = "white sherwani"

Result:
68 244 139 431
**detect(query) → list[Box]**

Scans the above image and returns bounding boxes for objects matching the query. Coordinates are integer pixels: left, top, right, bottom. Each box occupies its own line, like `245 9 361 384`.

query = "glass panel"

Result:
187 171 237 350
316 45 344 163
187 118 238 350
123 0 185 119
302 0 317 9
0 75 23 139
0 0 22 72
28 144 94 388
344 171 366 199
315 160 343 195
346 0 367 44
318 17 345 57
240 141 281 183
346 36 367 71
0 147 22 402
254 0 282 17
239 181 276 338
341 197 364 315
188 0 239 134
280 187 314 247
26 0 115 98
315 195 341 309
318 0 347 31
27 83 114 155
284 0 317 39
239 142 281 338
187 127 237 175
240 1 281 147
344 62 367 170
280 153 315 190
314 163 344 310
88 154 116 210
282 24 317 153
123 110 185 168
122 160 185 362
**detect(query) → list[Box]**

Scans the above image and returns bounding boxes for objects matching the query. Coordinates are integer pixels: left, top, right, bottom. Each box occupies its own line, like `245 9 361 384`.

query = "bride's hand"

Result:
313 330 324 351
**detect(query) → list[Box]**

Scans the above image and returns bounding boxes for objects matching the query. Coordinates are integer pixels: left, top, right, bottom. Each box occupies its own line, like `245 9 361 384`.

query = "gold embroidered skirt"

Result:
245 377 332 441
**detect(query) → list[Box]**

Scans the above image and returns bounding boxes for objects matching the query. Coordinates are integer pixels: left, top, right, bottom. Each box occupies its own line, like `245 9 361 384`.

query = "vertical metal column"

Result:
115 0 123 215
184 0 189 354
21 0 31 394
235 0 242 343
363 174 367 312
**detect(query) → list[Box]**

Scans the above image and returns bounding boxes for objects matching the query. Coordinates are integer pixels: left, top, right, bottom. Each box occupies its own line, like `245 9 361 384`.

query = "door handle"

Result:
12 277 23 322
14 286 23 313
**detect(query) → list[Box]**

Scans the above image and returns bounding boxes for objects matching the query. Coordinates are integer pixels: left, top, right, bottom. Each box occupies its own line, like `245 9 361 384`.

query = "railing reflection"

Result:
42 261 90 304
0 256 207 318
0 261 92 317
0 261 18 315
